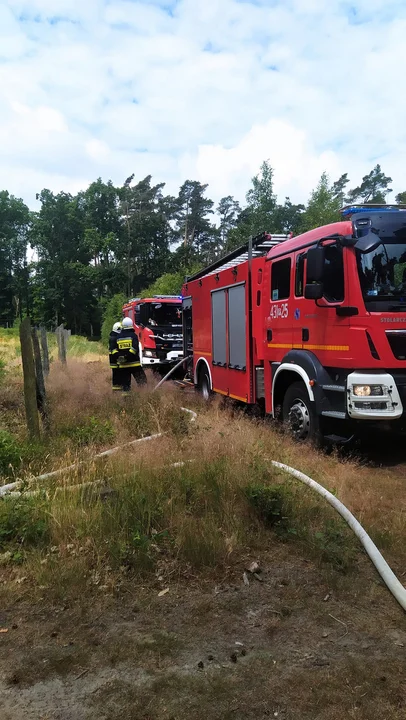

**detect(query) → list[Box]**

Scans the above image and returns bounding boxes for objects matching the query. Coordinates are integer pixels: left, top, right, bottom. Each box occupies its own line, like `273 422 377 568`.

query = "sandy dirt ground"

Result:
1 540 406 720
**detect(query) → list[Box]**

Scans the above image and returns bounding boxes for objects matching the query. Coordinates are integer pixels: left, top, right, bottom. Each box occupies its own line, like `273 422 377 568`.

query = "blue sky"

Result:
1 0 406 208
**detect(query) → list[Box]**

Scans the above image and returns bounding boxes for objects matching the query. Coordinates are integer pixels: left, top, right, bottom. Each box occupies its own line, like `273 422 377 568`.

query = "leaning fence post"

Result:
40 326 50 376
32 326 49 431
19 317 40 439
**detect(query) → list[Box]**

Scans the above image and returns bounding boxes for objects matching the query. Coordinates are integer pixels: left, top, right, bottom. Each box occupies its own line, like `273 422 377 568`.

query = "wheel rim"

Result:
287 399 310 440
202 378 210 401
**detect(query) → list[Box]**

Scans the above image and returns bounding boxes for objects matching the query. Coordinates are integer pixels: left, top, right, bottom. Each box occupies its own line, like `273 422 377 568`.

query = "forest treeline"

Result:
1 160 404 335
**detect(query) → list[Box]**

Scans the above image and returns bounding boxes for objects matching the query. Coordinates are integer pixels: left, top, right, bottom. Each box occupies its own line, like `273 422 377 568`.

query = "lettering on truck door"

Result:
267 257 293 352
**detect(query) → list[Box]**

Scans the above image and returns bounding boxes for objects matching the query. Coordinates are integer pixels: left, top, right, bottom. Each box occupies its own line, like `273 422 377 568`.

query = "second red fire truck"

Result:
123 296 183 369
182 205 406 443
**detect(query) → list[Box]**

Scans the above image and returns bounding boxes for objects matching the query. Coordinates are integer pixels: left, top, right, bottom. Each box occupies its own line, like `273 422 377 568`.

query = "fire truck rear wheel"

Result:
282 381 320 443
198 367 211 401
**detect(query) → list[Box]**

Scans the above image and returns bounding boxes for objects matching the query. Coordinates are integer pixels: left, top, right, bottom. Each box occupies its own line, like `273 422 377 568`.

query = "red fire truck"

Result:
182 205 406 443
122 296 183 368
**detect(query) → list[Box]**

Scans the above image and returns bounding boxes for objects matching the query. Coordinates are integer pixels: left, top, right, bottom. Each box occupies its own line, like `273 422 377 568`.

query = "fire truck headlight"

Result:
353 384 384 397
353 385 371 396
144 350 156 357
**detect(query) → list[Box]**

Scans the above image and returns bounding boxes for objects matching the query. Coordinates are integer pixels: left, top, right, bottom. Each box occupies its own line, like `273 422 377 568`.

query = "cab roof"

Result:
123 296 182 308
266 220 354 260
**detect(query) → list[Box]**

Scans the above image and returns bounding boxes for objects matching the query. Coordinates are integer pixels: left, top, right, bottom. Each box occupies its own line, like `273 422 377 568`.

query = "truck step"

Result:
321 410 346 419
321 384 346 392
324 433 355 445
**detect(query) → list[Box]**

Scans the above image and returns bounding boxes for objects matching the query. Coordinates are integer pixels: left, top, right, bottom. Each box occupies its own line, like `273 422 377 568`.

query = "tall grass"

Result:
0 352 405 603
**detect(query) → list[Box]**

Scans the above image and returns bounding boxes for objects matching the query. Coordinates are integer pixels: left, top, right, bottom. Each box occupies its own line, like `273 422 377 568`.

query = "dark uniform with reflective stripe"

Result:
109 330 122 391
110 327 146 391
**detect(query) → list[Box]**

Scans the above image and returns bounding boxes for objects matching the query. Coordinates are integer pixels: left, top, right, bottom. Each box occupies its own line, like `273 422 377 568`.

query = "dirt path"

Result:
1 541 405 720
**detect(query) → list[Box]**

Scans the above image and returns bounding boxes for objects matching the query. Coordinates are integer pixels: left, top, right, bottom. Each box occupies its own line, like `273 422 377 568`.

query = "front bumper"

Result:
141 350 184 366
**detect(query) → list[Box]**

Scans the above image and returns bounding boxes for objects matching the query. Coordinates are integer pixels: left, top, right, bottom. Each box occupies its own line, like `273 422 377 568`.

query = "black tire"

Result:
282 381 320 443
198 366 211 401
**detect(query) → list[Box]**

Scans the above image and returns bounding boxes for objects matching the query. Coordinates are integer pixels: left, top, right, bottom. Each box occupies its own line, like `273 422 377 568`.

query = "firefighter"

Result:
109 322 122 391
115 316 147 391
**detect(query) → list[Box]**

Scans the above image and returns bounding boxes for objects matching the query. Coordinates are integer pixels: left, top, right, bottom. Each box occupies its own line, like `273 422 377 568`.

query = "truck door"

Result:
294 243 350 359
267 256 293 352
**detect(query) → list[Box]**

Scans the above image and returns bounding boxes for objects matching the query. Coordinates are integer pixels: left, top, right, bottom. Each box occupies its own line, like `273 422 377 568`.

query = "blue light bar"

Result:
340 205 406 218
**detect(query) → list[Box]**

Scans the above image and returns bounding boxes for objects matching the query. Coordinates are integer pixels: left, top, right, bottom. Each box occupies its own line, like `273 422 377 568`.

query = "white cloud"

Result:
192 120 342 205
0 0 405 210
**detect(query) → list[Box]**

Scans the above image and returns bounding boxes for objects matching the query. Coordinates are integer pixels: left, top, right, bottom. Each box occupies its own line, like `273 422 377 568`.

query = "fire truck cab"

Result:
122 296 183 368
182 206 406 443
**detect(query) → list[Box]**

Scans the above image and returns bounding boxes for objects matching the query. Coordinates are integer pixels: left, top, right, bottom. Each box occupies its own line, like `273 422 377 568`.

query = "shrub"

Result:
245 483 292 534
0 496 50 549
101 294 127 346
0 429 22 477
61 416 115 447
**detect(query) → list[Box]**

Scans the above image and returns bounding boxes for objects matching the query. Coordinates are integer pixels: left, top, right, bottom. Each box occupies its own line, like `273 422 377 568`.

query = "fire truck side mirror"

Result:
304 283 323 300
306 246 325 282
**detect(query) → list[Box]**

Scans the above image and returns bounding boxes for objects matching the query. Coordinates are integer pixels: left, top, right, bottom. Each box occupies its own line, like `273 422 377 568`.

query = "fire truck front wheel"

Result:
282 381 320 443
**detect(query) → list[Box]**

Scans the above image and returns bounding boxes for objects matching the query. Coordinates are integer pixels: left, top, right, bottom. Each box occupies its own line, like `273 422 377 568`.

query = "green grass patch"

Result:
245 478 358 573
0 496 50 550
60 415 115 447
0 428 23 477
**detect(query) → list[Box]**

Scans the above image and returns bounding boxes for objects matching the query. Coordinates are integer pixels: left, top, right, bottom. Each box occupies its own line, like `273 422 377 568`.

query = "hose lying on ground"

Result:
0 406 196 497
272 460 406 613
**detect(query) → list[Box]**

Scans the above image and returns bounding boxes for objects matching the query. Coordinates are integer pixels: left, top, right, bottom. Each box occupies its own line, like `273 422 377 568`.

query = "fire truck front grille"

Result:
386 331 406 361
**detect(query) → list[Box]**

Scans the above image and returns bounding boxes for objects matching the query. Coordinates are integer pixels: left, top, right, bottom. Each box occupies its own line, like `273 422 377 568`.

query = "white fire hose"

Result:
272 461 406 612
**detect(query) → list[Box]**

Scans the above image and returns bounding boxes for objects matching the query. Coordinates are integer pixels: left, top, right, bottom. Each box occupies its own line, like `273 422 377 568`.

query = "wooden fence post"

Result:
56 324 67 364
40 326 50 376
32 327 50 431
19 317 40 439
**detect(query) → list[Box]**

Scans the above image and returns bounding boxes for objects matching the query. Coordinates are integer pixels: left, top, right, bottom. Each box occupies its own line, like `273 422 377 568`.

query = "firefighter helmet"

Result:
112 322 122 333
122 317 134 329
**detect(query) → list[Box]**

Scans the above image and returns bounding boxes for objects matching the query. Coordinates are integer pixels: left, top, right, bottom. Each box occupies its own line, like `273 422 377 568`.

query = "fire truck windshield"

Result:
356 241 406 303
147 303 182 327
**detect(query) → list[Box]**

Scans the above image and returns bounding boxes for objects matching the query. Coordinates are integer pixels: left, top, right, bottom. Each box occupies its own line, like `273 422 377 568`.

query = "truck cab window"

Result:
295 253 306 297
323 245 344 303
271 258 291 301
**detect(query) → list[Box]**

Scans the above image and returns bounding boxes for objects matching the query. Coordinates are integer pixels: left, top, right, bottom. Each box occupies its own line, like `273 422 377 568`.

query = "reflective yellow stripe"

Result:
229 392 248 402
111 349 119 354
195 350 211 357
212 388 247 402
117 362 141 368
267 343 349 352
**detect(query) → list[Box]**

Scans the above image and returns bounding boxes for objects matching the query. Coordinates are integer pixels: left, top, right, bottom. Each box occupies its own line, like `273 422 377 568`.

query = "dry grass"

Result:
0 346 405 605
3 337 406 720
